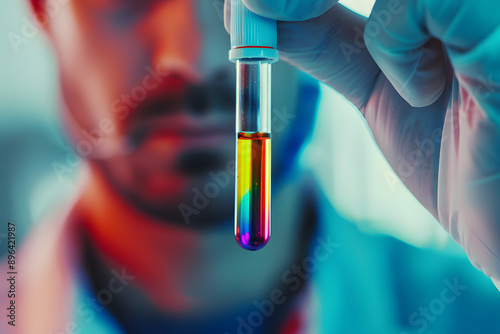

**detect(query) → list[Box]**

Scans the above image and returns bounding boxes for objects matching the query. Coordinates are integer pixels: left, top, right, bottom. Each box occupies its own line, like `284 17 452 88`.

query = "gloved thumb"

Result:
224 0 338 32
241 0 338 21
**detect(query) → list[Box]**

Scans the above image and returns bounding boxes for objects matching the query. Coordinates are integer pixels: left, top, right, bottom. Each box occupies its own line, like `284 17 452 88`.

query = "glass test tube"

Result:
235 58 272 251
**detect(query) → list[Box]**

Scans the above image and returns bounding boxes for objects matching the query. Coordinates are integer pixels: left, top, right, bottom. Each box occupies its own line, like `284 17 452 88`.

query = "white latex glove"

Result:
227 0 500 287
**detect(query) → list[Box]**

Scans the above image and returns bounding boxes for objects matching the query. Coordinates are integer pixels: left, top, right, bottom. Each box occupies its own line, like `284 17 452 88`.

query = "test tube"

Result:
229 0 278 250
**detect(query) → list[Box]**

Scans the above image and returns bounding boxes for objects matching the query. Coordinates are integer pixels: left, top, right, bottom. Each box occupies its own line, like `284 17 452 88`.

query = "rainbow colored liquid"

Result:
235 132 271 250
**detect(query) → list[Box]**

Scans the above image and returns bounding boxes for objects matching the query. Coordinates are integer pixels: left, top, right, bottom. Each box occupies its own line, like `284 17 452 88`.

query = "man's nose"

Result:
140 0 202 81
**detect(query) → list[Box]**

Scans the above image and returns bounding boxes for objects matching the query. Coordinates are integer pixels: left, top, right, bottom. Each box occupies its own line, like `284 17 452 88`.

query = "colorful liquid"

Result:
235 132 271 250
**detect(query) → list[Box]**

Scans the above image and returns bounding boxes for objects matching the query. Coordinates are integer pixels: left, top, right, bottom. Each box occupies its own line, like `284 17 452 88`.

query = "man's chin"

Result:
98 168 234 229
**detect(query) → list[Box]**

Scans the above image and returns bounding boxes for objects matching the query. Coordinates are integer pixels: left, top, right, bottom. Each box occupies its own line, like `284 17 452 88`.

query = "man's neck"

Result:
77 165 317 332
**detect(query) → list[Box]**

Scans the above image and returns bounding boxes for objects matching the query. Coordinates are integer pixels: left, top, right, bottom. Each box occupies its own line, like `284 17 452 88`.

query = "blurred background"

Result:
1 1 499 333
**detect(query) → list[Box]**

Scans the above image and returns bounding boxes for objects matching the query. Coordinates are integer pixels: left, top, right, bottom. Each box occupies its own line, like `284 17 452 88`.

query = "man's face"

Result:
43 0 299 226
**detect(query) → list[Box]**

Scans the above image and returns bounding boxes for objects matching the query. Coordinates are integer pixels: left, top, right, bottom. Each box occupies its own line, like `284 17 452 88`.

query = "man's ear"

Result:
28 0 44 17
27 0 53 35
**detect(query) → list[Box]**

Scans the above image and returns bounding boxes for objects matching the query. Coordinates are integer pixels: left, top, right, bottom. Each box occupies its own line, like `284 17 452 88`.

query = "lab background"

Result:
1 0 499 333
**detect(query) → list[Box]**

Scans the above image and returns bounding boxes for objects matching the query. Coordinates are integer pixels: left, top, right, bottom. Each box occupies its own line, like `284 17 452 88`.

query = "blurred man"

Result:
3 0 500 333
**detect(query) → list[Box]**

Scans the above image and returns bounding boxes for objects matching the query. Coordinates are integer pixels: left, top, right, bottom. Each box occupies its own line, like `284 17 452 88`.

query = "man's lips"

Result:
125 112 234 177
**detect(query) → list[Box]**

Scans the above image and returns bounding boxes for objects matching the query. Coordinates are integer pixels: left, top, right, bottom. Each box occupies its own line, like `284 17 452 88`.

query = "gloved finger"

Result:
424 0 500 116
364 0 447 107
242 0 338 21
225 0 338 32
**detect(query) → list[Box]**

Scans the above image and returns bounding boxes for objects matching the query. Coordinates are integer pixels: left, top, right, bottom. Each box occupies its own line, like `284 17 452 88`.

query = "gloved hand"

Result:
226 0 500 287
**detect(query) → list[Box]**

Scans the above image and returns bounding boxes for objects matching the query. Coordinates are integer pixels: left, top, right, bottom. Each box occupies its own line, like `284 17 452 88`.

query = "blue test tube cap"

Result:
229 0 279 62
